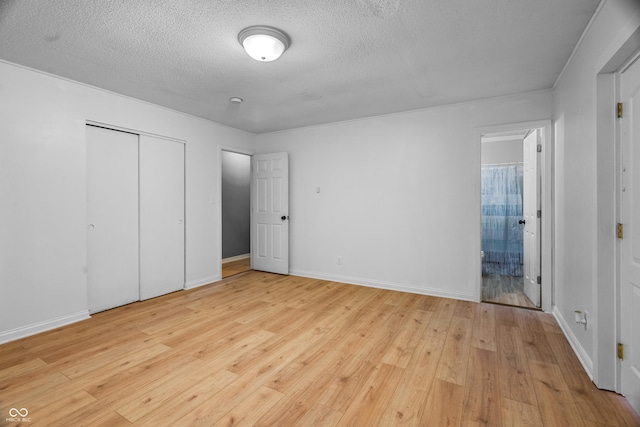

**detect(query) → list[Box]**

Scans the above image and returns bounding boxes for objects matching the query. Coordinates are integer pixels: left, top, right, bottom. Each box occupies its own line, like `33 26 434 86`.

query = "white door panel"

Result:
620 55 640 413
523 129 541 307
139 136 185 300
252 153 289 275
86 126 139 313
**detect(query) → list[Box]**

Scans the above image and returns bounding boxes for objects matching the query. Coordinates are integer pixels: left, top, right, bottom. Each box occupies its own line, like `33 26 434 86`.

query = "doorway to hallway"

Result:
221 150 251 278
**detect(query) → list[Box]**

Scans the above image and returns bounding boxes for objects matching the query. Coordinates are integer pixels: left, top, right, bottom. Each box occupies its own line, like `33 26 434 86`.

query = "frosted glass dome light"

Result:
238 26 291 62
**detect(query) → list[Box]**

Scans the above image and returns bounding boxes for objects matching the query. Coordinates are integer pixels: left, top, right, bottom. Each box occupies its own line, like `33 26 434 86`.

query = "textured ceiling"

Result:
0 0 600 134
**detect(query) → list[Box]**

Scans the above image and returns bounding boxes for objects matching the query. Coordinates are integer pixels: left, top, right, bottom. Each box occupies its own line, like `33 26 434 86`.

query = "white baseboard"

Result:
0 310 90 344
185 274 220 290
222 254 250 264
290 269 476 302
553 306 594 380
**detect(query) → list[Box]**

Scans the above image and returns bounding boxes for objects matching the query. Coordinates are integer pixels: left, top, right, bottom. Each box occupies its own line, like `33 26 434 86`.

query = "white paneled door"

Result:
86 126 140 313
620 54 640 413
251 152 289 275
522 129 541 307
139 136 185 300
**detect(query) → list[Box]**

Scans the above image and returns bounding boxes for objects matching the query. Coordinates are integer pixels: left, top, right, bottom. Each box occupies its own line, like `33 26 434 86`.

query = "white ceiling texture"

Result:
0 0 601 134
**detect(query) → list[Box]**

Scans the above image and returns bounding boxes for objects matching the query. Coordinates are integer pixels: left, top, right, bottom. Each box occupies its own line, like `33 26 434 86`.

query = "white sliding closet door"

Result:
139 135 185 300
86 125 140 313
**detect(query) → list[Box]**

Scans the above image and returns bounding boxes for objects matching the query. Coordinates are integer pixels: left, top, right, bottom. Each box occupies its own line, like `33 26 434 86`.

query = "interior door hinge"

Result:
618 343 624 360
536 276 541 285
617 223 624 239
537 210 542 219
618 102 623 118
536 144 542 153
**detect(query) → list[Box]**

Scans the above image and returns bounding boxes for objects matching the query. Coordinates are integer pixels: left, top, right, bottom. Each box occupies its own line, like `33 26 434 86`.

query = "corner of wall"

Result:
0 310 90 345
553 306 594 380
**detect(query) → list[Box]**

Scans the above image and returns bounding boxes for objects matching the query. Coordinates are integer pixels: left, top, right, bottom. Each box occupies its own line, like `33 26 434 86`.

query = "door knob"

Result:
518 219 526 225
88 224 95 231
281 215 289 221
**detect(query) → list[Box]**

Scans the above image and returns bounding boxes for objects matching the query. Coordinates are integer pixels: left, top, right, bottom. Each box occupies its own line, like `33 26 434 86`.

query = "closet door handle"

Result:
518 219 526 225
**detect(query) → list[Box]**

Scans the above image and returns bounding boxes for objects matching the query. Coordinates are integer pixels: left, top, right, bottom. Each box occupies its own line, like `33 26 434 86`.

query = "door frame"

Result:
594 26 640 393
475 119 553 312
617 49 640 412
217 145 254 280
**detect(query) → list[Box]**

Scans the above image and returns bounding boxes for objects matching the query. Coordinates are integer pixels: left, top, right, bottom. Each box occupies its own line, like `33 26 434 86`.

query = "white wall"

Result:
0 60 253 342
553 0 640 387
255 91 551 300
481 139 523 164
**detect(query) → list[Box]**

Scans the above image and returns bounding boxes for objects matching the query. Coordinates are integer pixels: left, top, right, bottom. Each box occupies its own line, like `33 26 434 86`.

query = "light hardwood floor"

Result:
1 271 638 426
222 257 251 278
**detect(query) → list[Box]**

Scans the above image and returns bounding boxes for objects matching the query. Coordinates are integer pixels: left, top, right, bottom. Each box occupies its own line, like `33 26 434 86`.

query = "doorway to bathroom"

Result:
480 128 541 309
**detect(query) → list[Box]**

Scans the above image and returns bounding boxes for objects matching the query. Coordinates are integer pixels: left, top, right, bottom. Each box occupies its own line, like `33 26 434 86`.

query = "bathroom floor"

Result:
482 274 538 309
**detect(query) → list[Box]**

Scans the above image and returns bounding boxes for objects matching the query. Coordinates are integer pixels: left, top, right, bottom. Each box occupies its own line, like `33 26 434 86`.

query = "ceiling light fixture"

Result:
238 26 291 62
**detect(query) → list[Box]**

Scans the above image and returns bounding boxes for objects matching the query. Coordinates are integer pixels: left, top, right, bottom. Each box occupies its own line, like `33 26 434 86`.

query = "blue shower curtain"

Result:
481 164 524 276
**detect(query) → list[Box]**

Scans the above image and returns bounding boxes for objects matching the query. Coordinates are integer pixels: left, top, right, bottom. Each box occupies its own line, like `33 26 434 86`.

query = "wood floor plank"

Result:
162 338 309 426
496 324 538 406
50 398 132 427
546 332 640 426
493 303 519 326
293 403 344 427
0 344 31 371
126 369 238 426
0 370 71 409
0 270 638 426
381 309 432 368
255 371 338 427
28 390 97 426
380 295 464 425
267 346 344 394
500 398 543 427
434 315 472 386
316 356 377 413
381 348 434 427
116 363 235 422
212 385 284 427
421 378 465 427
336 363 405 427
225 332 309 375
380 388 429 426
221 257 251 278
516 309 558 364
461 347 502 426
191 328 276 365
0 357 46 380
528 359 586 426
60 342 171 380
82 349 201 401
471 303 497 351
454 299 476 319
